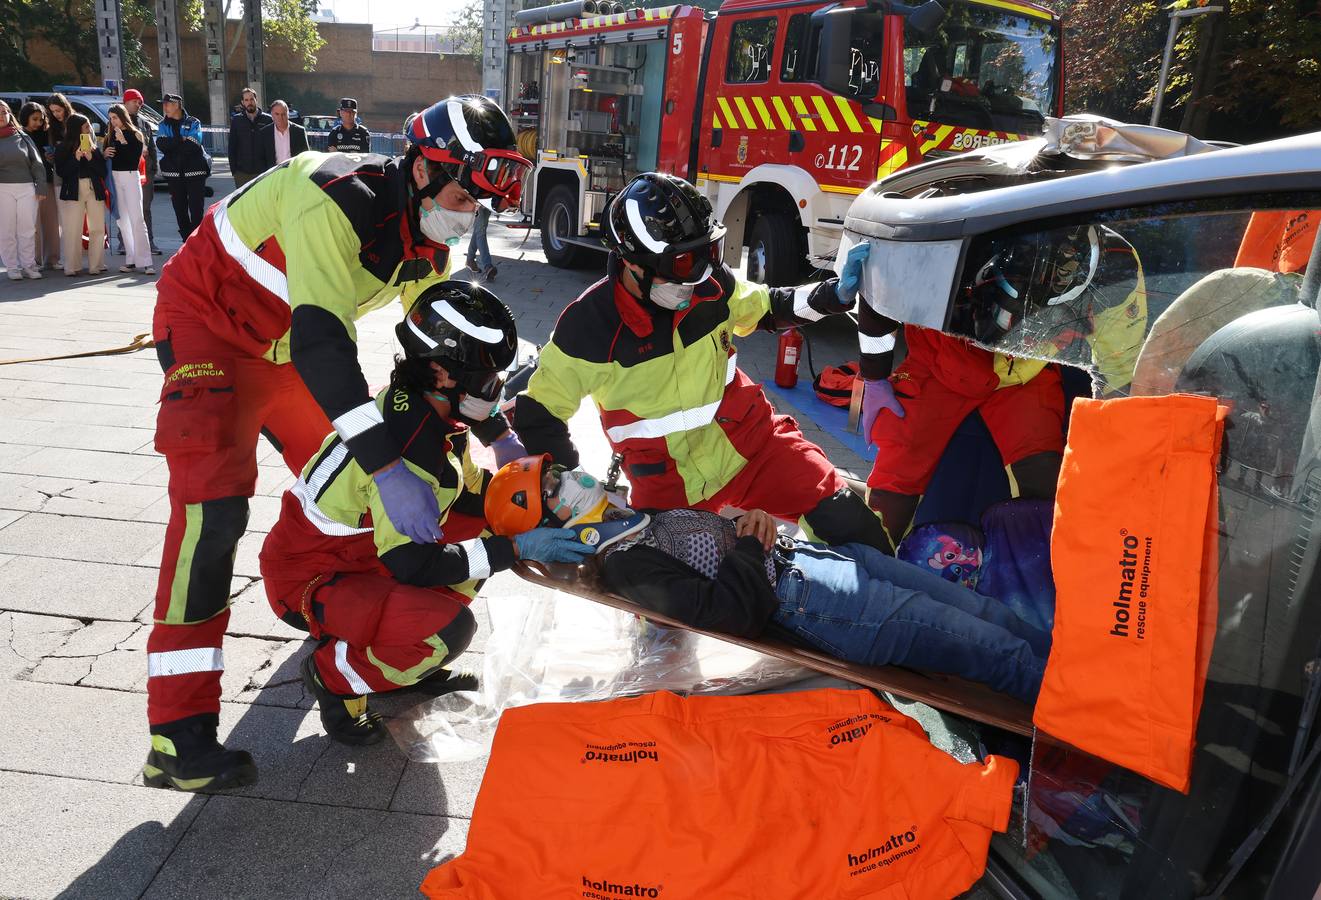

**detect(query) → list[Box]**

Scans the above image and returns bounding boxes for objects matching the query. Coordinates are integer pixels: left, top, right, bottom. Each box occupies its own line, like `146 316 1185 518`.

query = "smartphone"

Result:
79 133 93 153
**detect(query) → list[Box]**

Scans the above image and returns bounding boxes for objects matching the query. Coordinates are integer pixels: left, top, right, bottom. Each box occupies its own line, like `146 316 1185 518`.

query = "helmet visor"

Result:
463 150 532 202
456 368 507 402
654 236 725 284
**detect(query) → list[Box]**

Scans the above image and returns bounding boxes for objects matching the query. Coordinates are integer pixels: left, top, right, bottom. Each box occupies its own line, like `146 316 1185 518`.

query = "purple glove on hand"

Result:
491 430 528 467
373 462 443 544
860 377 906 441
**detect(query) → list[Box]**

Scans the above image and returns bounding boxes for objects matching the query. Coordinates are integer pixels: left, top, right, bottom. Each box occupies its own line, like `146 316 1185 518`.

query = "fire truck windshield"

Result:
902 5 1059 136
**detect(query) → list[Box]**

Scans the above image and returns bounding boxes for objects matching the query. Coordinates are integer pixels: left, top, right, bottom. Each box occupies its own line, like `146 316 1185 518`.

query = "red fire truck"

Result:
506 0 1062 284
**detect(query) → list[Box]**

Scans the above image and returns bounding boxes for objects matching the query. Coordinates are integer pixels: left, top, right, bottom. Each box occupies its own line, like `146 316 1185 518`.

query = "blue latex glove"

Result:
835 242 870 307
860 377 906 441
490 431 528 467
515 527 597 564
373 462 443 544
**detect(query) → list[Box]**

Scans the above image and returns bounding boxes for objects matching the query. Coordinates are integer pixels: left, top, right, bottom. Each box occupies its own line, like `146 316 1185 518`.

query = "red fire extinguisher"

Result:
775 327 803 388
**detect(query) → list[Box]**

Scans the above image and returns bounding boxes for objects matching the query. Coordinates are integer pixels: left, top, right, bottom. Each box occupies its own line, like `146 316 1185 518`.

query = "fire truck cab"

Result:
506 0 1062 284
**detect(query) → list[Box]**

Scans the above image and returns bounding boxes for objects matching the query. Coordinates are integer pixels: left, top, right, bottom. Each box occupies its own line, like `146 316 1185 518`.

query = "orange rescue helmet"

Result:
485 454 551 536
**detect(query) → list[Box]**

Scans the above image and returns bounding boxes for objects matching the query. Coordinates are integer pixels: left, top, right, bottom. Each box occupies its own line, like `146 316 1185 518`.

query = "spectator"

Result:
262 99 308 166
45 93 73 205
156 93 210 241
103 103 153 275
19 102 59 271
123 88 161 255
326 98 370 153
228 87 273 188
53 113 107 276
466 203 496 281
0 101 46 280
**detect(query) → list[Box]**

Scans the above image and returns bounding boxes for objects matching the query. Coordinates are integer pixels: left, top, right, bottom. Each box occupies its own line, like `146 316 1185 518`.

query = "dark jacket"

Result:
105 128 145 172
326 122 371 154
259 121 309 165
228 109 273 174
24 127 55 183
53 142 107 201
600 511 779 639
128 113 157 177
156 110 211 180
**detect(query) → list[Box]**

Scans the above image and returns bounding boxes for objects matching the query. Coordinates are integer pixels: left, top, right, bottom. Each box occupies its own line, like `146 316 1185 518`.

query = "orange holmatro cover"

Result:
1034 394 1226 793
422 688 1018 900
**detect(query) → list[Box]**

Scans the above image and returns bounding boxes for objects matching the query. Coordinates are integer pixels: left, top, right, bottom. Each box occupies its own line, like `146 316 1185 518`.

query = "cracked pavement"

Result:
0 166 866 899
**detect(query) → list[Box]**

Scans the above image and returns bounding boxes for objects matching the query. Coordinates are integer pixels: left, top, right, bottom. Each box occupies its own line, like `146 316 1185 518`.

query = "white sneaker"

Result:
23 267 42 279
6 270 22 281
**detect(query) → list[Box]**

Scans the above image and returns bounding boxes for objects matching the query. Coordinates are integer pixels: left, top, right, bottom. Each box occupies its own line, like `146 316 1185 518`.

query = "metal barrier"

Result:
199 127 409 158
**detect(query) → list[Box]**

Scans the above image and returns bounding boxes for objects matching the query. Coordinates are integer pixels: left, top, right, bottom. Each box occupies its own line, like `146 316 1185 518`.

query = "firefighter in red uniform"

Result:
260 283 592 746
142 96 531 792
856 225 1146 547
514 173 889 552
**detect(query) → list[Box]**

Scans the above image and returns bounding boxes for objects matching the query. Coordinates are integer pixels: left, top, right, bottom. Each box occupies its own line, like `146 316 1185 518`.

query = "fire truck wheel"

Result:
747 212 802 287
541 185 587 269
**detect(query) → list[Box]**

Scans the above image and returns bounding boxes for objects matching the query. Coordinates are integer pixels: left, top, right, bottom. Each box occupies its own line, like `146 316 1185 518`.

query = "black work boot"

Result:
395 666 480 699
143 714 258 792
301 653 386 746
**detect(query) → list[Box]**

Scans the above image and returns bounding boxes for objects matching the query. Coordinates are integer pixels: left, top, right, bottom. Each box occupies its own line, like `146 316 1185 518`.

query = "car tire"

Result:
541 185 586 268
746 211 803 287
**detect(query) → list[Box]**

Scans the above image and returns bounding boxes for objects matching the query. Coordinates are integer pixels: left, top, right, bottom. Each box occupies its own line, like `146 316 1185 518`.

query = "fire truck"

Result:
505 0 1062 284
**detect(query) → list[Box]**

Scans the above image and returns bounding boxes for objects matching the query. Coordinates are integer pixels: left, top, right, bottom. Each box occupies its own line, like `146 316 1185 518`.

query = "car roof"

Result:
844 131 1321 243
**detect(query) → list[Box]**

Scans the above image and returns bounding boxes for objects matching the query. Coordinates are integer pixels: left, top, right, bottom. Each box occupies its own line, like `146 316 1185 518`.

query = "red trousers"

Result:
146 304 331 727
868 333 1065 495
695 413 844 519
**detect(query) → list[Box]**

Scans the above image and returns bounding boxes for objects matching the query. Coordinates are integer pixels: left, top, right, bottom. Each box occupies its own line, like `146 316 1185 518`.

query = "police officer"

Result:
514 172 889 553
326 98 371 154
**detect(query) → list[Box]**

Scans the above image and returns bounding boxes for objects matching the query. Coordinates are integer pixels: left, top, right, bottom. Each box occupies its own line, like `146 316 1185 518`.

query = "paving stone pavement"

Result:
0 169 870 899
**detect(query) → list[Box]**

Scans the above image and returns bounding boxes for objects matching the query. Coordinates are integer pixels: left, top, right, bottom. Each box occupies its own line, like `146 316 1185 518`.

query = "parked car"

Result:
840 118 1321 899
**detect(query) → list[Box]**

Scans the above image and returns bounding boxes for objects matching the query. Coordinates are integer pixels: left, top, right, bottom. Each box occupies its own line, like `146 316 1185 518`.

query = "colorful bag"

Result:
423 689 1018 899
1033 394 1225 793
812 361 859 408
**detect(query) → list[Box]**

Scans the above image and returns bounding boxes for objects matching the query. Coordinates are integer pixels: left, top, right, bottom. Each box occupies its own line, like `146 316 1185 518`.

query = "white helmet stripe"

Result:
625 198 669 254
434 300 506 344
405 315 439 349
447 100 482 155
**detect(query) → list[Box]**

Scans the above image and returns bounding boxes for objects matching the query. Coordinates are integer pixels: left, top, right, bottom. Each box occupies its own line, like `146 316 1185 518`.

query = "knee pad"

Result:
436 605 478 665
804 488 895 555
169 496 250 624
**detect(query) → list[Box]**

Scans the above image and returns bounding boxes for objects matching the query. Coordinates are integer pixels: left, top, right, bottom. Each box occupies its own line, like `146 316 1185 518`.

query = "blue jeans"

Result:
773 541 1049 703
466 205 492 270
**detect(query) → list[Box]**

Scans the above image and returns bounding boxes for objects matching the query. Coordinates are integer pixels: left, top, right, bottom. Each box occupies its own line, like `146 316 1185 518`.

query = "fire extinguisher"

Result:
775 327 803 389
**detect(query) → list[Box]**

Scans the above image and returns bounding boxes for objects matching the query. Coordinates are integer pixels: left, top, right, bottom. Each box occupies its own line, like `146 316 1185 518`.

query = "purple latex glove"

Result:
491 430 528 467
860 377 905 441
373 462 443 544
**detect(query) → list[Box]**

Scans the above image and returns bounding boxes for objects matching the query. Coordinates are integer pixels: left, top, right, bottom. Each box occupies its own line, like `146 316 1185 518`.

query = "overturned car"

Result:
837 116 1321 898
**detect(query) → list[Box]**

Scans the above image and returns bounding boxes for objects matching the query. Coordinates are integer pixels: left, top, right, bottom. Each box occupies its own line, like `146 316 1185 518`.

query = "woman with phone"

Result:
20 103 60 271
103 104 153 275
53 113 107 276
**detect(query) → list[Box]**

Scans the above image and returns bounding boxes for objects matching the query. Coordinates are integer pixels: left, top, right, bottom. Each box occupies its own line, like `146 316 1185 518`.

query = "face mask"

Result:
647 279 696 311
419 202 475 247
548 469 611 526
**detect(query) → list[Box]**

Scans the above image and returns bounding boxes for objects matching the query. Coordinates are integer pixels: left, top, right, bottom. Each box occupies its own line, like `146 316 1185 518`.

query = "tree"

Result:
451 0 482 61
8 0 158 84
181 0 326 72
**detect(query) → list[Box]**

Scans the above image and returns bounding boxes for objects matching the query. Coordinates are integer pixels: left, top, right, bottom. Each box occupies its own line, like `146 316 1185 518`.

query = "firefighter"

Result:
857 224 1147 547
258 283 593 746
142 95 531 792
513 172 889 552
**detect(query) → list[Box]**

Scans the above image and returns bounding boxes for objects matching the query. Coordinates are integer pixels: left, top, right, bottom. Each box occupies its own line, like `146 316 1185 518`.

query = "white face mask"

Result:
419 202 475 247
648 280 696 311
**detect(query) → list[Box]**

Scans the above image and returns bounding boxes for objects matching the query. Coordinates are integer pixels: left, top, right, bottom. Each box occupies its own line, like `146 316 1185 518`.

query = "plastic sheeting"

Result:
388 590 815 762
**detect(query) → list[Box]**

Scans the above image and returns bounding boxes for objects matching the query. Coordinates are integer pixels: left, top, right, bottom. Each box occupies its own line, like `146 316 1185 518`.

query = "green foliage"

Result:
5 0 157 84
1047 0 1321 138
180 0 325 71
452 0 482 60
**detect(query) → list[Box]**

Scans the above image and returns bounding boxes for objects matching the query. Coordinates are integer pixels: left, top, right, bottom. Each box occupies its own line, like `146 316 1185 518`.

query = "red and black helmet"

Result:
407 96 530 206
602 172 727 284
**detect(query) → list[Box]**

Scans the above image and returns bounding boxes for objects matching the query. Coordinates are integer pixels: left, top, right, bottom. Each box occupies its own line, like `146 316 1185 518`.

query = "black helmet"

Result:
396 281 518 400
965 226 1100 343
602 173 727 284
407 96 530 206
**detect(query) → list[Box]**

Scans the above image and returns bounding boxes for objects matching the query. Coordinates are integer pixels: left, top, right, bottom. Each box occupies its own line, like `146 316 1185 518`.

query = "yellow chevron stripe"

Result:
791 96 817 132
771 96 794 130
921 124 955 155
867 116 883 134
751 96 775 129
833 96 864 134
970 0 1054 21
644 8 653 19
811 95 839 132
733 96 757 130
712 111 720 130
716 97 737 130
879 145 909 178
